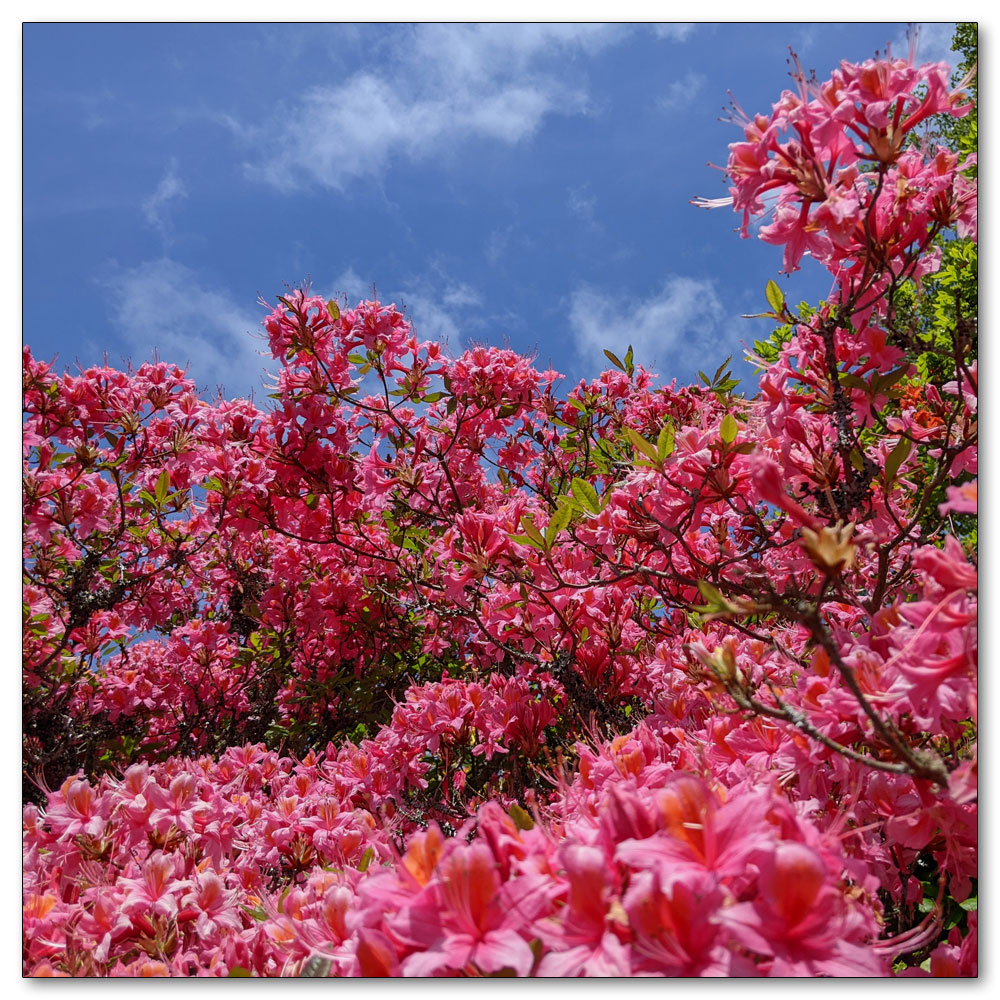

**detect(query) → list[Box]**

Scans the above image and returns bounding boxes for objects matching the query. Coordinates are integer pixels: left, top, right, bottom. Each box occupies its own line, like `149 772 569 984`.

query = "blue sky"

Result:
23 21 961 400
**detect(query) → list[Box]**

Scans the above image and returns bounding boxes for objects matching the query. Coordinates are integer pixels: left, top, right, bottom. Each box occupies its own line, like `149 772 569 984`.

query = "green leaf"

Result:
694 580 745 618
421 391 446 403
765 279 785 314
713 356 733 384
696 580 727 610
571 477 600 514
546 502 573 546
509 803 535 830
228 966 252 977
625 426 659 462
519 516 546 549
838 372 869 392
884 436 913 485
154 470 170 504
358 846 375 872
300 956 332 978
326 299 341 321
510 534 543 549
872 365 911 394
101 451 131 469
720 413 738 444
624 344 634 376
657 422 675 461
603 349 625 372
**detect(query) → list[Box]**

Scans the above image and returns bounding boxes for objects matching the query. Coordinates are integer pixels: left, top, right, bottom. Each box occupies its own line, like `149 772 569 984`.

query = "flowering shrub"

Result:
24 35 976 977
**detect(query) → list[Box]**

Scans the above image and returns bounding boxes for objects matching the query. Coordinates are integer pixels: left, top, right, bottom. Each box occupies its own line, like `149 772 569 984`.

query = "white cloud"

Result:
399 279 483 353
567 184 600 228
398 291 465 351
485 225 514 266
653 24 697 42
328 266 371 305
569 276 727 377
142 159 187 241
246 24 627 191
791 25 819 54
910 23 959 67
884 23 958 68
657 72 706 113
101 258 274 399
327 265 480 353
441 282 482 310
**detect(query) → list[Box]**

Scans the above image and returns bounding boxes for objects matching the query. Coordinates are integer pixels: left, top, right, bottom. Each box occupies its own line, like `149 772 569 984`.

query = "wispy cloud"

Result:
485 225 514 267
327 266 480 354
440 282 481 311
567 184 601 230
657 72 707 113
142 159 187 242
396 291 465 351
406 278 483 352
909 22 958 66
568 276 728 378
245 23 627 191
883 23 958 67
791 25 820 54
653 24 697 43
100 258 273 398
328 266 371 305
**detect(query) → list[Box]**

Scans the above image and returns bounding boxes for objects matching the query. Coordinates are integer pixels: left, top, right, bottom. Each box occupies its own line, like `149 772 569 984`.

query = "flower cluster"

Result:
24 42 976 977
703 52 974 281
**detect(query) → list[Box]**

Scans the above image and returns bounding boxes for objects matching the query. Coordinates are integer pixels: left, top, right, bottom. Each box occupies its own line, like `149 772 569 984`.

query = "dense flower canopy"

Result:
23 40 976 977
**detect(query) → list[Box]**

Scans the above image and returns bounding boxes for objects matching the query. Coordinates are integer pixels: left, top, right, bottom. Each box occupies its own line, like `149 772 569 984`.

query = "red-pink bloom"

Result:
117 851 190 918
181 872 243 939
720 842 885 976
388 842 541 977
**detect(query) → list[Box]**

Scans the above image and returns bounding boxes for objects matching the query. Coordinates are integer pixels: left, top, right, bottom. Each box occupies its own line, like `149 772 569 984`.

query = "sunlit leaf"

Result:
884 436 913 485
657 422 675 461
625 426 659 462
571 477 600 514
765 279 785 314
603 349 625 372
720 413 738 444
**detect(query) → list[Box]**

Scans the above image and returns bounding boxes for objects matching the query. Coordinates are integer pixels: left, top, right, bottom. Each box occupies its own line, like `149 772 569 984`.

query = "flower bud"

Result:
800 521 857 575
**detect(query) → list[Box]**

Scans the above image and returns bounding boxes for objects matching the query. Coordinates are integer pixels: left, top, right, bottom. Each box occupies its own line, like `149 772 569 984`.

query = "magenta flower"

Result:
720 842 885 976
388 842 542 977
117 851 190 919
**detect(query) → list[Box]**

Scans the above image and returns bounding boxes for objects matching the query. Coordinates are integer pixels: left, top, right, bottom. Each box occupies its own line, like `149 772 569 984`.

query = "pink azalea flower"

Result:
117 851 190 918
388 843 541 977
